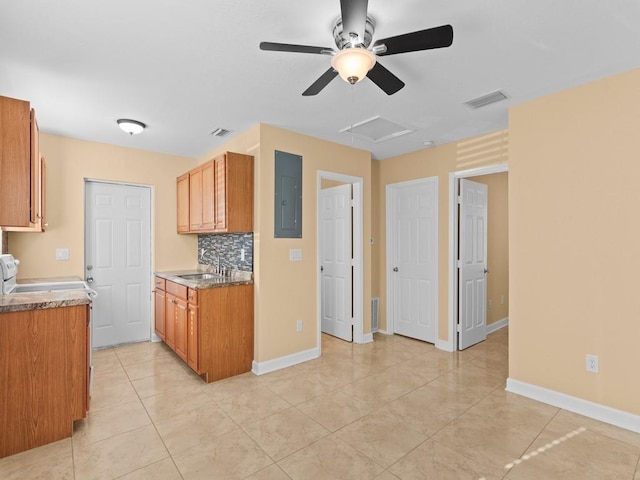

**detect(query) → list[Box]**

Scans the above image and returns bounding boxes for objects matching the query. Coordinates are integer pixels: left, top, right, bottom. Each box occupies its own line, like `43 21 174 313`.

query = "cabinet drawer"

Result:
154 277 166 291
166 280 187 299
188 288 198 304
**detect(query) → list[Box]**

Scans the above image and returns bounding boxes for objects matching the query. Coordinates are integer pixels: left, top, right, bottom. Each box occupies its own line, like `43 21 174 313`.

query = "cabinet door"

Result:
189 167 203 231
187 303 199 373
214 154 227 231
174 298 188 361
177 173 190 233
164 293 176 349
201 161 215 230
30 109 39 224
154 289 166 340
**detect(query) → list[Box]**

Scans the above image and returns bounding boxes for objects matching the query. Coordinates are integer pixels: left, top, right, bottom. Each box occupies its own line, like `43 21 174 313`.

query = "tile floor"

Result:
1 327 639 479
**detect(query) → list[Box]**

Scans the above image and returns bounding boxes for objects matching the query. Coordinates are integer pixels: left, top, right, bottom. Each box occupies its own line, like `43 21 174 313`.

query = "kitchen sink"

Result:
12 281 89 293
177 273 219 281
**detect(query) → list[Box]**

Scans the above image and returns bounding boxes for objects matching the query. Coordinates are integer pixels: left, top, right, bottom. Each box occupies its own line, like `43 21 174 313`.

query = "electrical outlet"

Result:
501 294 505 305
240 248 245 261
488 299 493 309
296 320 303 332
586 354 599 373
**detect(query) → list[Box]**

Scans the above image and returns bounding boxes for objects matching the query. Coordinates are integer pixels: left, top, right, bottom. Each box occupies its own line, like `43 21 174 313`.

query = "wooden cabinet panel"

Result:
189 166 203 231
176 152 253 234
155 277 253 383
0 96 32 227
176 173 190 233
174 298 188 361
187 303 199 372
214 154 227 231
0 305 88 458
201 161 215 230
154 288 166 340
164 293 176 350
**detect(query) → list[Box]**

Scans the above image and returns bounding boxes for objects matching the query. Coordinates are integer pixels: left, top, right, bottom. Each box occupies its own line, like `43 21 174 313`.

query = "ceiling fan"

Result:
259 0 453 96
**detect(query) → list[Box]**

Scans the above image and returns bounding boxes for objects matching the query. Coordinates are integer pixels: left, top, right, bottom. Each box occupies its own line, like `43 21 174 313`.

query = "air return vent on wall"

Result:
464 90 508 109
340 116 413 143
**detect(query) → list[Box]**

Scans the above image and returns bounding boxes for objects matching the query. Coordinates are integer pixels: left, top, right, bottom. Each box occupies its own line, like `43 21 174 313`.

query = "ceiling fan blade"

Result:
302 68 339 96
373 24 453 56
366 62 405 95
260 42 333 55
340 0 369 42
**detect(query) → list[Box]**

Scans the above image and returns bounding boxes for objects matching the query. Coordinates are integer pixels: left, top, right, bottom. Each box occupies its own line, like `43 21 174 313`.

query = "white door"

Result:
458 179 488 350
389 178 438 343
320 184 353 341
86 181 151 348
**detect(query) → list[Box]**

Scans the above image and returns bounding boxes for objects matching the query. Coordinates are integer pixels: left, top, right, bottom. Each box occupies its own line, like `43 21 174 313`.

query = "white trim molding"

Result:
486 317 509 335
447 163 509 352
252 347 321 376
506 378 640 434
362 332 374 343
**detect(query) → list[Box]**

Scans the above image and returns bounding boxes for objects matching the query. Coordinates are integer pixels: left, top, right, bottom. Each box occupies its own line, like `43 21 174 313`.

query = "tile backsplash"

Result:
198 233 253 271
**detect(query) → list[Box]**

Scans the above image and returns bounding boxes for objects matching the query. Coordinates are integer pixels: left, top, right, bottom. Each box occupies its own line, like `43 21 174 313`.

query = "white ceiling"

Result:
1 0 639 160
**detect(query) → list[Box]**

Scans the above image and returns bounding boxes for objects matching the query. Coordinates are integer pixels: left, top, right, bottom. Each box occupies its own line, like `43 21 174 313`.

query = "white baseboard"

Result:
486 317 509 335
436 339 455 352
251 346 320 376
506 378 640 434
377 329 392 335
361 332 374 343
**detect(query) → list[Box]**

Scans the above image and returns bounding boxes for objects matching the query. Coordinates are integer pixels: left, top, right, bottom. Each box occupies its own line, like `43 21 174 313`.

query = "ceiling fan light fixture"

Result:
331 48 376 85
117 119 146 135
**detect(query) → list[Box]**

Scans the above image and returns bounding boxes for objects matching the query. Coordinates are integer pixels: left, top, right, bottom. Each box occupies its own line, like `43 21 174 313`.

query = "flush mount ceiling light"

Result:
117 119 146 135
330 47 376 85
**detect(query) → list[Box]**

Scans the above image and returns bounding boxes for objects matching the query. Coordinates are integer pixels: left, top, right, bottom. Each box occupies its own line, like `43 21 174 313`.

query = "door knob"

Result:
484 268 490 274
86 277 94 284
393 267 399 272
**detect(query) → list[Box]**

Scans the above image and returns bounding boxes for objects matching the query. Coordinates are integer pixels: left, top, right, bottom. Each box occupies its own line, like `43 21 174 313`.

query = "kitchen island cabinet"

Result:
154 274 253 382
0 303 90 458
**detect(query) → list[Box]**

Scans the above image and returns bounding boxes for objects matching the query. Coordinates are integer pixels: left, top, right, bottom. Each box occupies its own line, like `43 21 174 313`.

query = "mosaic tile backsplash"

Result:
198 233 253 271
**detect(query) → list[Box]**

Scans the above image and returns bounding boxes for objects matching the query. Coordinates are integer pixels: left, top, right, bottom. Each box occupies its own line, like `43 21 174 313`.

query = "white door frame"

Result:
84 178 155 344
385 177 438 339
446 164 508 352
316 171 365 346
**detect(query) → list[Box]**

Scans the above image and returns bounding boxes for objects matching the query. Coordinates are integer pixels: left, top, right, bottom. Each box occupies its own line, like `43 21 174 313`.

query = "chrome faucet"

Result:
199 247 221 274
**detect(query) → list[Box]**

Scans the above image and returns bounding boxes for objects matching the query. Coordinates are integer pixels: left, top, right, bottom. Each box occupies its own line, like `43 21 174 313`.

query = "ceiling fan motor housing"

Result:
333 16 375 49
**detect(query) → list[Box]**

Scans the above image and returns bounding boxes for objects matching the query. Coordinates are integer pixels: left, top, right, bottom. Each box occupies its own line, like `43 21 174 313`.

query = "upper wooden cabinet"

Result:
0 95 45 231
176 172 190 233
177 151 253 234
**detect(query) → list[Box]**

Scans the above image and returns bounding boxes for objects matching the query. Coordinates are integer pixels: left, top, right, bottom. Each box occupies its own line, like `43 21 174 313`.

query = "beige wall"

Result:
509 68 640 415
376 132 508 341
8 134 196 278
474 172 509 325
197 124 372 363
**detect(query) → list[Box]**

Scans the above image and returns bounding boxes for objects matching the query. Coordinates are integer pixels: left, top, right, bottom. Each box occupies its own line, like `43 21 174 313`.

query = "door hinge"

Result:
351 258 355 267
456 259 462 268
457 195 462 204
351 199 355 207
456 324 461 333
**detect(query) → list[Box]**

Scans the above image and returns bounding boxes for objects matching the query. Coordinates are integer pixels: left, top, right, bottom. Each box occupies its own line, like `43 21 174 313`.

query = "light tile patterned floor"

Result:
1 327 639 479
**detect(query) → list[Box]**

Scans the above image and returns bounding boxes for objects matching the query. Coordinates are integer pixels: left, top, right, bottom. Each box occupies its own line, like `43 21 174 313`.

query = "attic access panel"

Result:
274 150 302 238
340 116 413 143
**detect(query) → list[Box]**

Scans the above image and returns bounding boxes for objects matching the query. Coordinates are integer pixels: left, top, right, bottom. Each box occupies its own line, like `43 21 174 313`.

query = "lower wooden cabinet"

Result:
0 304 89 458
154 277 253 382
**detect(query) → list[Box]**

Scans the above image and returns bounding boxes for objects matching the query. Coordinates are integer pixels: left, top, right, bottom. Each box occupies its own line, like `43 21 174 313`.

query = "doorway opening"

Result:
316 171 365 351
448 164 509 351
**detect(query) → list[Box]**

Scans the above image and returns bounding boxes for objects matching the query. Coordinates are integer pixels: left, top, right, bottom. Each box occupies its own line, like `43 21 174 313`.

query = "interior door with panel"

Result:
85 181 151 348
458 178 489 350
388 178 438 343
320 184 353 342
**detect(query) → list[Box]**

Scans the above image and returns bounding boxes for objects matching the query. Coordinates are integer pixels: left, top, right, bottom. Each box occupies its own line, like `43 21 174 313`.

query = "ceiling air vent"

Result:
464 90 508 109
340 116 413 143
209 127 232 137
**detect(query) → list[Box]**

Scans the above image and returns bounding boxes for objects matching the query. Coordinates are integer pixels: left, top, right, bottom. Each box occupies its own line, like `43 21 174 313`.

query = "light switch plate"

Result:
289 249 302 261
55 248 69 261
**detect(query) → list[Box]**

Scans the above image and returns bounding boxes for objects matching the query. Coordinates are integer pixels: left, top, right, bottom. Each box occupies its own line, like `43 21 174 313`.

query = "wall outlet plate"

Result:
296 319 303 332
586 354 599 373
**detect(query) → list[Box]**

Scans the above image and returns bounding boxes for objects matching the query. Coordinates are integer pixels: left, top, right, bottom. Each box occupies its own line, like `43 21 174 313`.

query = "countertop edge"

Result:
155 270 254 289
